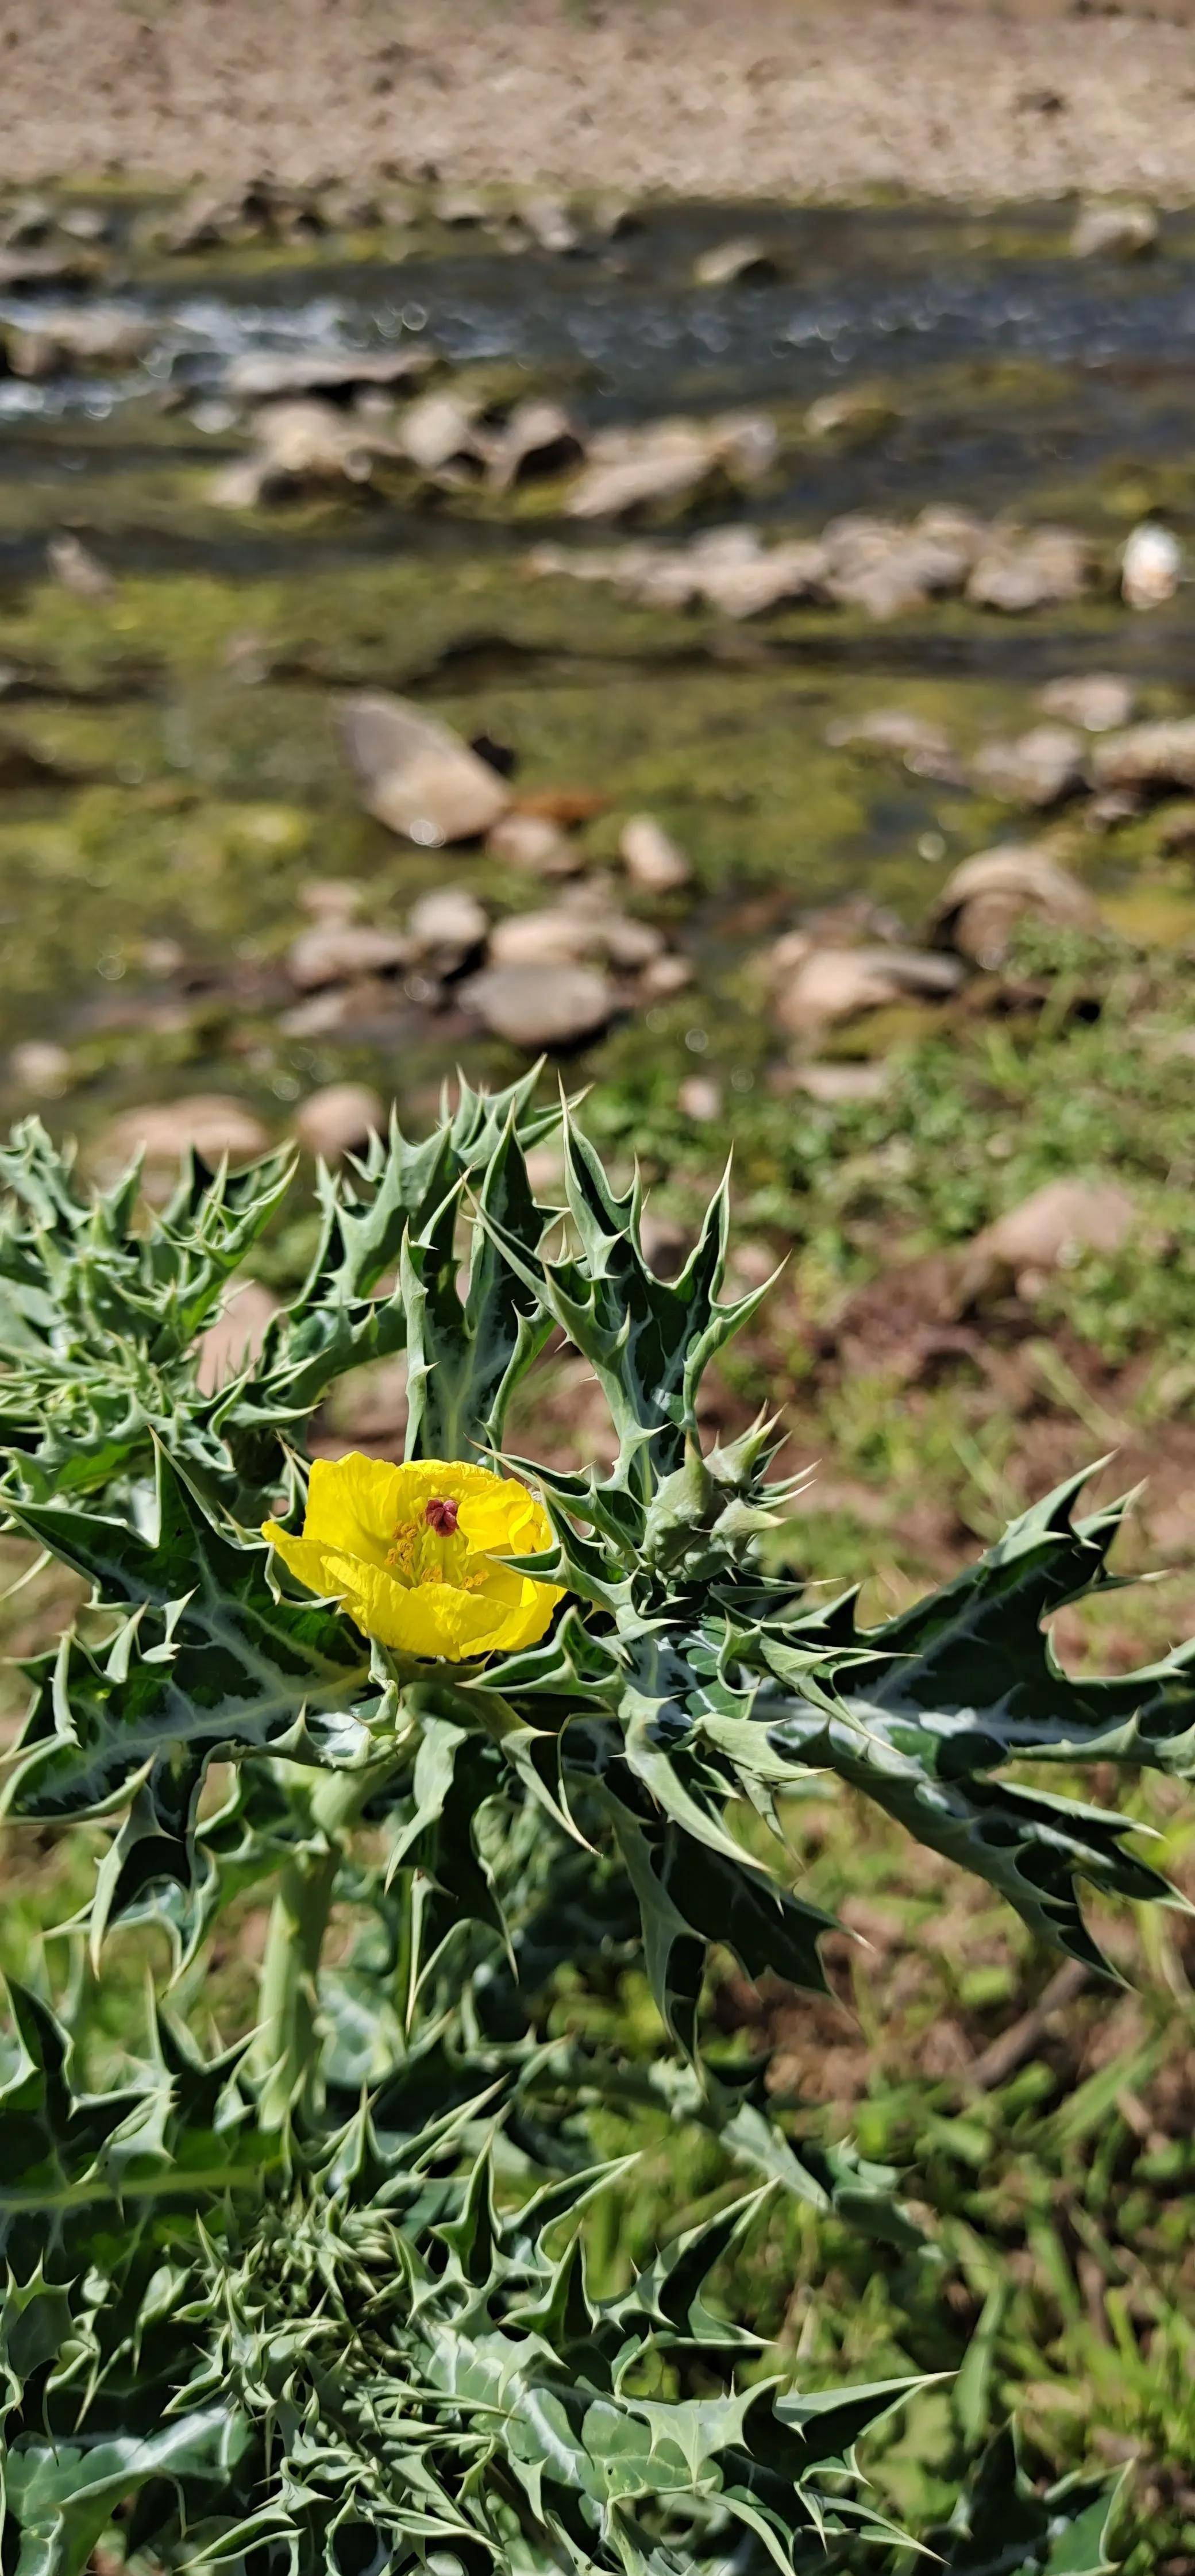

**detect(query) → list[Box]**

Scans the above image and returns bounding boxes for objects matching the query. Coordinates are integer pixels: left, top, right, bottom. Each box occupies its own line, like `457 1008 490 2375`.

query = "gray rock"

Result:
292 1083 387 1161
930 844 1099 967
1121 522 1182 609
790 1061 889 1103
225 346 432 403
959 1179 1137 1303
804 388 896 441
518 195 581 254
212 398 404 506
1070 201 1158 260
971 723 1088 807
1036 673 1135 733
827 707 960 780
100 1095 271 1174
461 962 622 1049
967 526 1089 612
397 388 484 474
639 953 694 999
7 306 153 378
340 692 511 845
46 534 111 598
195 1281 279 1392
677 1074 723 1120
693 236 779 287
774 942 961 1038
566 411 777 519
9 1040 72 1097
1091 718 1195 793
619 814 692 893
822 511 977 619
486 811 580 876
406 885 489 968
287 922 411 991
481 399 584 491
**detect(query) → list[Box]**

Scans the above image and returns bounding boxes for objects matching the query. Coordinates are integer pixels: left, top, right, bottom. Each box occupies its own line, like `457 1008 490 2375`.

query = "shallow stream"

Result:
2 188 1195 1136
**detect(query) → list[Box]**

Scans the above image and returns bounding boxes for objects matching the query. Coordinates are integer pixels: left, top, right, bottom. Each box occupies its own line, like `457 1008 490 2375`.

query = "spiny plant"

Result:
0 1076 1190 2576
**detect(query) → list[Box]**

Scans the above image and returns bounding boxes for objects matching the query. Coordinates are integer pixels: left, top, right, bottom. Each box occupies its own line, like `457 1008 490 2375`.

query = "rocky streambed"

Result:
2 179 1195 1317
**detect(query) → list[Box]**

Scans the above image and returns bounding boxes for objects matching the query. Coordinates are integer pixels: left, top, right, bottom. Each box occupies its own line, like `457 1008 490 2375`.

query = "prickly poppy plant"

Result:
0 1077 1188 2576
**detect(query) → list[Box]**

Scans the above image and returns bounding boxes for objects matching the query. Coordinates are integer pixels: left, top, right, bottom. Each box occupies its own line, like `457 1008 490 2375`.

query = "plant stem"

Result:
253 1760 392 2131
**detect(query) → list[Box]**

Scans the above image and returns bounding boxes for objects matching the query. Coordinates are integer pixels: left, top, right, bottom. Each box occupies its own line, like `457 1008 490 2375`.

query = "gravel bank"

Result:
3 0 1195 203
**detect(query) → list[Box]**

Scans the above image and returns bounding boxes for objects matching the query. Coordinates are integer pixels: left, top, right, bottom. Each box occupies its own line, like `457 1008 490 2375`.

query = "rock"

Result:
773 942 961 1038
298 877 364 920
59 205 110 244
692 236 778 287
406 885 489 969
101 1095 271 1175
293 1083 387 1161
340 692 511 846
789 1061 889 1103
9 1039 71 1097
518 195 580 254
677 1075 723 1120
804 388 896 442
695 534 829 617
195 1280 279 1393
822 510 978 619
163 175 325 252
971 723 1088 807
212 398 404 505
619 814 692 893
0 246 98 288
1036 673 1135 733
959 1179 1137 1303
6 306 154 378
1121 522 1182 609
639 953 694 999
1091 718 1195 794
487 898 660 972
566 411 776 519
460 962 621 1050
480 398 584 491
432 186 489 227
224 346 431 403
827 707 960 780
603 914 666 969
486 811 580 876
46 534 111 598
287 922 411 990
1070 201 1158 259
397 388 484 474
930 844 1099 967
967 526 1089 612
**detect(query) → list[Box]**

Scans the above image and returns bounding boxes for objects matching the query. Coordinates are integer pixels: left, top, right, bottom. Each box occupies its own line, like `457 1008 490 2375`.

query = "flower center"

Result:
424 1496 459 1535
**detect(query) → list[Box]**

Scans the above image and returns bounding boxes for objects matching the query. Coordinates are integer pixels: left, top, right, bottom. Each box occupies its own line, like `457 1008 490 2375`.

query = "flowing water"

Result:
2 190 1194 1131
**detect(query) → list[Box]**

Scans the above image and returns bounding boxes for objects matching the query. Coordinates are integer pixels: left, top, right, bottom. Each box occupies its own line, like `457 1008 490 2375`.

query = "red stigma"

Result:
424 1496 460 1536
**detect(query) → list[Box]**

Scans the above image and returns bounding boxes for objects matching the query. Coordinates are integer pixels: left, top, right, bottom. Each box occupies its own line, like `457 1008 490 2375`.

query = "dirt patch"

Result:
5 0 1195 203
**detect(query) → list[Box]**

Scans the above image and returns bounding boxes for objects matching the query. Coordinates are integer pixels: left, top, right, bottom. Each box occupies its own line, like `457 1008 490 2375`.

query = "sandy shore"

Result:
3 0 1195 205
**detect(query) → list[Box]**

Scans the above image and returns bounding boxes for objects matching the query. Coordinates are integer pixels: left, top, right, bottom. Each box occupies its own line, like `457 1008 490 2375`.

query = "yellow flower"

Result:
262 1454 563 1662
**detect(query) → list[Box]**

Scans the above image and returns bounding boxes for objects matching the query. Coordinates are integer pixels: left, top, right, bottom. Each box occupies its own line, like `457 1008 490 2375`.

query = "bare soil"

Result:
5 0 1195 204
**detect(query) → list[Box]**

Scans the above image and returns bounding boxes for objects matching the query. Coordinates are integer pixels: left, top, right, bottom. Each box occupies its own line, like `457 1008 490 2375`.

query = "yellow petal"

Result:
457 1479 554 1560
261 1520 349 1603
302 1453 407 1566
483 1579 565 1653
338 1561 516 1659
263 1457 564 1661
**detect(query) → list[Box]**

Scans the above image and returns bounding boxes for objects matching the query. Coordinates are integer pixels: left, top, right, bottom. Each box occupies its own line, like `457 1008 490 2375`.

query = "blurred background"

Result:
2 3 1195 2565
